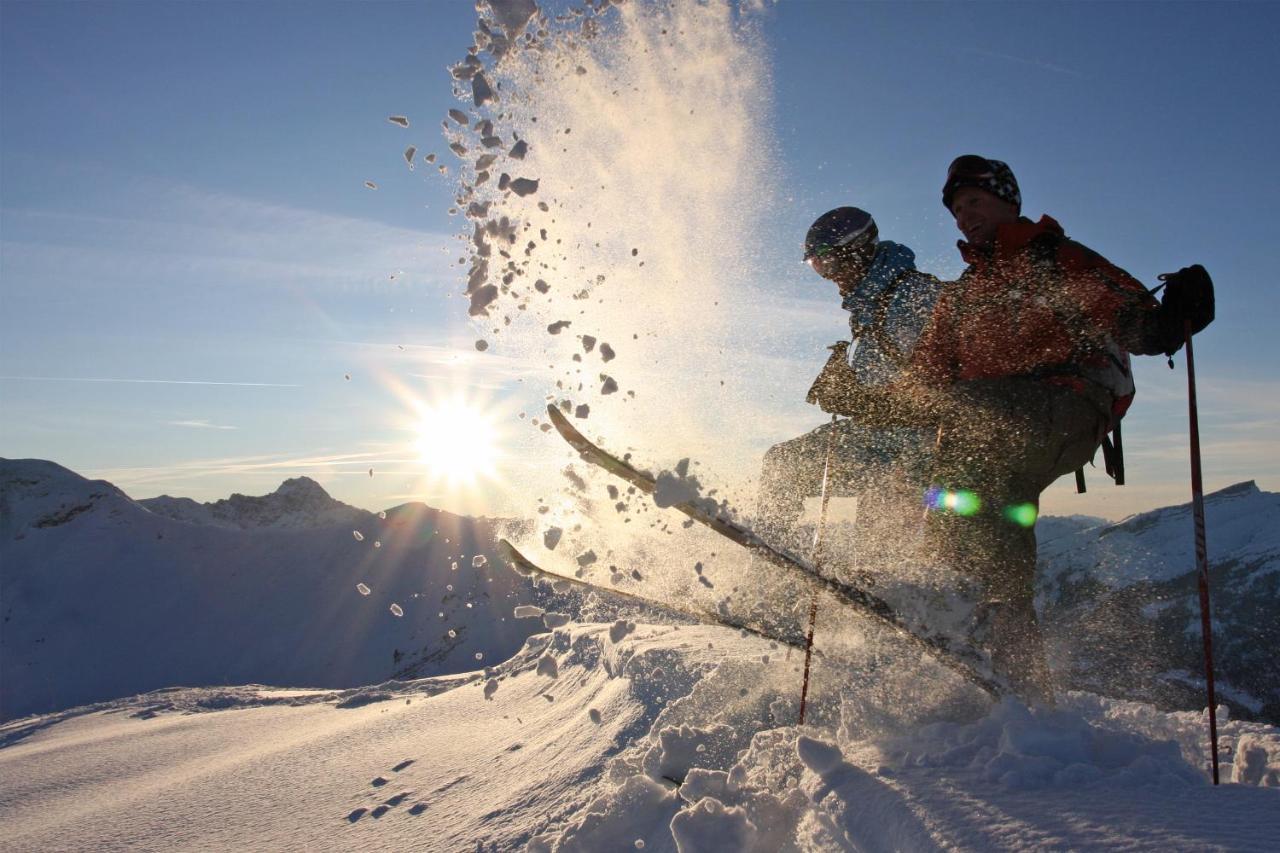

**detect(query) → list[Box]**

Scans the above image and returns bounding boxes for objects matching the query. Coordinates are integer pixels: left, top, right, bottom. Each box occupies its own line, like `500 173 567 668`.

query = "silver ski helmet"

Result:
803 207 878 264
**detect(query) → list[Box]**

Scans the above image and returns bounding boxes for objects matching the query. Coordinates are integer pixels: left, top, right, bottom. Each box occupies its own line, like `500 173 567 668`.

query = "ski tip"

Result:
496 538 537 577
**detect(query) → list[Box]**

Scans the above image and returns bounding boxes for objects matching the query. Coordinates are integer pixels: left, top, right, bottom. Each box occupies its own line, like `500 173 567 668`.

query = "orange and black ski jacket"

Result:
909 215 1175 393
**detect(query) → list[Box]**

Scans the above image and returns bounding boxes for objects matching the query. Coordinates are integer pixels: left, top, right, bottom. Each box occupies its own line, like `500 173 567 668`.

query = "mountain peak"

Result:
273 476 332 501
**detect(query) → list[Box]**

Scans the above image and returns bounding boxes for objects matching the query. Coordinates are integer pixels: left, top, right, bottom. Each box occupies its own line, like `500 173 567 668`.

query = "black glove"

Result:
1157 264 1215 353
806 342 854 412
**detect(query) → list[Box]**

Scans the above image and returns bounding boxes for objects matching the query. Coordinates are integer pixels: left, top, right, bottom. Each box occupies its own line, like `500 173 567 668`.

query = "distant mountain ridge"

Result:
0 458 552 722
1038 480 1280 723
139 476 369 530
2 459 1276 725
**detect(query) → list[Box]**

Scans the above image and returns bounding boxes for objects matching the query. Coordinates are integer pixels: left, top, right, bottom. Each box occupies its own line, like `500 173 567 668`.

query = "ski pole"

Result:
799 415 839 725
1183 320 1220 784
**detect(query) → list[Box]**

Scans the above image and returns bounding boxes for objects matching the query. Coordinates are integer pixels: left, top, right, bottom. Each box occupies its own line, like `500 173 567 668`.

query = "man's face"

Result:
950 186 1019 247
809 244 873 295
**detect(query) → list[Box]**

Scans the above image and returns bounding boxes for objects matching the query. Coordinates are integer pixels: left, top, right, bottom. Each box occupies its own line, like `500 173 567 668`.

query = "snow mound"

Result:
4 622 1279 851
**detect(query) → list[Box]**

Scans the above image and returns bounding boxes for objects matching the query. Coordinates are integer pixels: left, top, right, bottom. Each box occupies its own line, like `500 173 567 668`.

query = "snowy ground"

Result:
4 622 1278 852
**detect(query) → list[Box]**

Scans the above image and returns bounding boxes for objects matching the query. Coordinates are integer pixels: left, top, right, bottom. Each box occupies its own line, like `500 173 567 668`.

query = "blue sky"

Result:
2 0 1277 520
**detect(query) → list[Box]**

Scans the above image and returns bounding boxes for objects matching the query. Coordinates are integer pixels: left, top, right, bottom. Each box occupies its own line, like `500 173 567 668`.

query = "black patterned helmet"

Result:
943 155 1021 213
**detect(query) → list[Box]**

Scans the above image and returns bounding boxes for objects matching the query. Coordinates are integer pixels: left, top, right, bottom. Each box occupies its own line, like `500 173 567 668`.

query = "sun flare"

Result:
414 397 500 486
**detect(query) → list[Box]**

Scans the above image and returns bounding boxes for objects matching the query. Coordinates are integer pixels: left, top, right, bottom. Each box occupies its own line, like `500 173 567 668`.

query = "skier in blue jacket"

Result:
757 208 942 557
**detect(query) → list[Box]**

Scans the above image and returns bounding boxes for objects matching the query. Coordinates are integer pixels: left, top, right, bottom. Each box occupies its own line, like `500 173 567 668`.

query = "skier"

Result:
817 156 1214 702
756 207 942 562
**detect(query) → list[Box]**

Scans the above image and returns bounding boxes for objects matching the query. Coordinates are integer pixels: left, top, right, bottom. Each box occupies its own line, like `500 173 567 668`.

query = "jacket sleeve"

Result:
1056 240 1180 357
905 280 959 386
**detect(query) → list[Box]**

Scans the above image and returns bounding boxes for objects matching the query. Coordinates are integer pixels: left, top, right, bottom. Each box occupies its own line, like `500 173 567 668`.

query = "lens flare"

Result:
924 486 982 517
1003 502 1038 528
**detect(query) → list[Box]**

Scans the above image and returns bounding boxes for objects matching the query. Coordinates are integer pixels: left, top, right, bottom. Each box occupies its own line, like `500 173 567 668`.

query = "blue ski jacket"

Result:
840 241 943 386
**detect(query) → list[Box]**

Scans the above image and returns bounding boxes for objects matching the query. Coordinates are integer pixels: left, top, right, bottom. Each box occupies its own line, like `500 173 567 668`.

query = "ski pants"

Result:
756 419 933 555
926 377 1112 703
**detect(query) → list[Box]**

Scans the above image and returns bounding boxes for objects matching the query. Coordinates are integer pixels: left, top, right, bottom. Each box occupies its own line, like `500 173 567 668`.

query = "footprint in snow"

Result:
371 804 391 818
408 803 428 816
371 776 389 787
391 759 415 772
384 791 413 806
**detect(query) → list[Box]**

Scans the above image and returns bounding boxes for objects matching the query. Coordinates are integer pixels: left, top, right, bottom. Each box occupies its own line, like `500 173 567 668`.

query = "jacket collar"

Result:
841 240 915 315
957 215 1064 265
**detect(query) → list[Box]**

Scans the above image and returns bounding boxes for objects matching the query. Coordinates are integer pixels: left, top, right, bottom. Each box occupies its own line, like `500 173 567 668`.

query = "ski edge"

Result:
495 537 810 652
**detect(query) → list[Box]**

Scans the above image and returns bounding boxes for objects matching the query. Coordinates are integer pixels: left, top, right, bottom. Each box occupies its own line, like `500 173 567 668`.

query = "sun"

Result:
414 396 500 485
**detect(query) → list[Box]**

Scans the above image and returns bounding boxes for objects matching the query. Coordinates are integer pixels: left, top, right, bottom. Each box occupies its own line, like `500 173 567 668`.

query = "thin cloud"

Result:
963 47 1085 78
0 376 300 388
168 419 238 430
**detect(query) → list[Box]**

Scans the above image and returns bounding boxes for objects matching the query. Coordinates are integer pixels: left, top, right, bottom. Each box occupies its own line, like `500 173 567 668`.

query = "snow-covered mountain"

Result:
1037 481 1280 725
0 458 557 722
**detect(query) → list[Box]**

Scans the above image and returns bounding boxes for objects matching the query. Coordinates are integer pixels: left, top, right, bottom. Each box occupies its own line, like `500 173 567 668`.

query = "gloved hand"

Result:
1157 264 1215 352
805 342 857 413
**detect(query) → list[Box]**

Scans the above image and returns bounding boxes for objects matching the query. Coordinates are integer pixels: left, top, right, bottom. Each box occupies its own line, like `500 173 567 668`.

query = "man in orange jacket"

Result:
915 155 1214 701
814 156 1214 702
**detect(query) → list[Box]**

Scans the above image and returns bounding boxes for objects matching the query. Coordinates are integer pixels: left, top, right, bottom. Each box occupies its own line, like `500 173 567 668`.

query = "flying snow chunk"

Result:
485 0 537 37
388 115 409 127
509 177 539 197
357 583 371 596
484 678 499 700
574 404 590 419
353 530 365 541
472 554 488 568
364 181 378 190
448 108 469 126
403 145 416 167
543 612 571 629
600 343 616 362
654 467 701 508
589 708 602 724
600 375 618 395
543 527 563 549
514 605 545 619
472 72 495 107
509 139 528 159
389 603 404 617
577 550 597 567
609 620 635 643
547 320 571 334
475 339 489 352
537 653 560 678
378 511 387 519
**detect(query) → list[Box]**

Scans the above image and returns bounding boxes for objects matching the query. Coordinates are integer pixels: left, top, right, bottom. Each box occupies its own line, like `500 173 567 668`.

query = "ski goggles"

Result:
946 154 997 183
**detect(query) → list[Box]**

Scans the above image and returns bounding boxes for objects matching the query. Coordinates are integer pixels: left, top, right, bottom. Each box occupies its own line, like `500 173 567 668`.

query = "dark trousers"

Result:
927 378 1111 702
757 420 932 558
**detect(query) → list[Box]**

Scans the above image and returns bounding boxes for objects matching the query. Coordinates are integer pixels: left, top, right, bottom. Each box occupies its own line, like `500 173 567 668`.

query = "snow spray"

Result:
443 1 781 578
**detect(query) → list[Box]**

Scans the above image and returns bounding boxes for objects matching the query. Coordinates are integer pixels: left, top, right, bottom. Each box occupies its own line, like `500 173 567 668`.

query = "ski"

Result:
496 538 810 651
545 403 1006 698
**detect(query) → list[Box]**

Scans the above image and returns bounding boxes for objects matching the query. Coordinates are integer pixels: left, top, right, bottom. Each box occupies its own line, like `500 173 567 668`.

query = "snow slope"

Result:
2 623 1277 852
0 458 551 721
